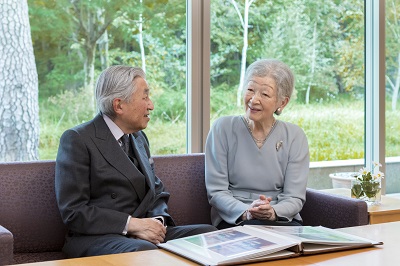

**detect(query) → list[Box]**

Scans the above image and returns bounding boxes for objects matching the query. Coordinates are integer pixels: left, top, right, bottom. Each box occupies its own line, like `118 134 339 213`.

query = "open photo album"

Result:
158 225 382 266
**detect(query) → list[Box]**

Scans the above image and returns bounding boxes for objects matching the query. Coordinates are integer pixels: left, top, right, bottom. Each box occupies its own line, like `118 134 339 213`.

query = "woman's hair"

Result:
95 65 146 118
242 59 295 101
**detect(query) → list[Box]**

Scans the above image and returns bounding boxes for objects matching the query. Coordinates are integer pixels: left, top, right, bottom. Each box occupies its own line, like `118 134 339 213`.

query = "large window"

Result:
206 0 397 193
385 0 400 194
0 0 397 194
29 0 189 158
209 0 365 161
209 0 365 189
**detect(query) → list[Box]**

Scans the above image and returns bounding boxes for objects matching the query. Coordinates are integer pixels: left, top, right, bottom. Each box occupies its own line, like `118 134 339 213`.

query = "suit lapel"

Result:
92 115 146 200
131 133 154 192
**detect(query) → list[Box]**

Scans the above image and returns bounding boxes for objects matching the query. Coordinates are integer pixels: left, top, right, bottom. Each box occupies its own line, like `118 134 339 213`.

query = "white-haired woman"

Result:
205 59 309 229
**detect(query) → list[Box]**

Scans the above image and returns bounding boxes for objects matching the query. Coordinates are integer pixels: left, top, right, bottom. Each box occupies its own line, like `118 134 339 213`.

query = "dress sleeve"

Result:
273 126 310 220
205 118 249 225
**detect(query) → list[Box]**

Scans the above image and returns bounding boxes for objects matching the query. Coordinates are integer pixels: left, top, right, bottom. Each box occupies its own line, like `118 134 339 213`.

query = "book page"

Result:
251 225 383 256
158 226 299 265
257 226 381 245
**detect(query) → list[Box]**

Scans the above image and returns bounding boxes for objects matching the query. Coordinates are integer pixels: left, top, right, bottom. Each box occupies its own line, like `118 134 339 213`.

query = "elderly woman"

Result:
205 59 309 229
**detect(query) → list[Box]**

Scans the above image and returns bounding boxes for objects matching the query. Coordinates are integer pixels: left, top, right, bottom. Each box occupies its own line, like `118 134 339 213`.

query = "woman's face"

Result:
243 76 280 123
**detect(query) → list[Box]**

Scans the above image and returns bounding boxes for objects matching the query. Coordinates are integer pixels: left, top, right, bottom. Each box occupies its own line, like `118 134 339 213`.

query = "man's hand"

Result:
248 195 276 221
127 217 167 244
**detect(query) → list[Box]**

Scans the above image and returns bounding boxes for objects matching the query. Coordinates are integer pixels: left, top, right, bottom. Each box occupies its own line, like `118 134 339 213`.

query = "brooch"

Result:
276 141 283 151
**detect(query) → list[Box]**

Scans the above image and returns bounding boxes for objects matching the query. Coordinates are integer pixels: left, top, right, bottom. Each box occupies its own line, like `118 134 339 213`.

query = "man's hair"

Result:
95 65 146 118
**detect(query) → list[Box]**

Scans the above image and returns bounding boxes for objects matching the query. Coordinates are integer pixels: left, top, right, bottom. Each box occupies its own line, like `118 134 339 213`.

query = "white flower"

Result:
357 162 384 182
373 171 385 179
372 161 382 168
359 167 369 176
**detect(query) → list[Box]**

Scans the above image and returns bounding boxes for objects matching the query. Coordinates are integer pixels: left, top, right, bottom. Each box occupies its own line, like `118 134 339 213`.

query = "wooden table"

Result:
15 221 400 266
321 188 400 224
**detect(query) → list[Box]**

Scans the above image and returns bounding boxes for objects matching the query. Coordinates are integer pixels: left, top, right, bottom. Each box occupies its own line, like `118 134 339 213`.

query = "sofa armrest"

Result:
0 225 13 266
300 188 369 228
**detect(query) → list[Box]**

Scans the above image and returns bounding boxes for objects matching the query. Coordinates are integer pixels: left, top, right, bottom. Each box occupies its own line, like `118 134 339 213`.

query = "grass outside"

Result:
39 99 400 161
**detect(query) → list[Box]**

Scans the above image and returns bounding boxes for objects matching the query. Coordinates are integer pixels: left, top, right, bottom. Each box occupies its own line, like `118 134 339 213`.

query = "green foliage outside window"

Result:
26 0 400 160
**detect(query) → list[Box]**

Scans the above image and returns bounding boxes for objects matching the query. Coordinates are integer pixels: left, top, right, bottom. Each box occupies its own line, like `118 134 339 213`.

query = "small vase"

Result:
362 178 381 205
351 178 381 205
351 179 364 199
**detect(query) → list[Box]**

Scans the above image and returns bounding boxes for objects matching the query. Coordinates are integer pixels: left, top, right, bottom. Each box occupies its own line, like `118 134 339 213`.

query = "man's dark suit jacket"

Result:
55 114 174 238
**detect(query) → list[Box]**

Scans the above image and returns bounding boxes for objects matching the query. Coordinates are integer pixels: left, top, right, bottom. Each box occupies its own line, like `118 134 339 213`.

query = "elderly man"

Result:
55 65 216 258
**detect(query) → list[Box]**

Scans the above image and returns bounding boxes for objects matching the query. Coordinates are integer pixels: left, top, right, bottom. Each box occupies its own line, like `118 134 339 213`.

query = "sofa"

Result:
0 153 368 265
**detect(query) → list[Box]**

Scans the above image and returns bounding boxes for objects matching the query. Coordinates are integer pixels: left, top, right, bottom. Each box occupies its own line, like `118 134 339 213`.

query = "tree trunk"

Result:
98 31 109 70
335 74 345 93
83 10 96 90
231 0 255 106
391 53 400 111
306 22 318 105
237 3 248 106
139 0 146 72
84 43 96 109
97 9 109 70
0 0 39 161
68 1 120 110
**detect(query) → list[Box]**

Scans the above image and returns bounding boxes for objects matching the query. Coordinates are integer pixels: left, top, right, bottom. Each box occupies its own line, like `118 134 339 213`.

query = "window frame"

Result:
189 0 388 193
186 0 211 153
365 0 386 193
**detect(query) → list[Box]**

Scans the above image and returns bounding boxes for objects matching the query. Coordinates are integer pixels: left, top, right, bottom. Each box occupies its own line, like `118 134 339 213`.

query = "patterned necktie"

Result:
120 134 141 171
121 134 147 191
120 134 130 155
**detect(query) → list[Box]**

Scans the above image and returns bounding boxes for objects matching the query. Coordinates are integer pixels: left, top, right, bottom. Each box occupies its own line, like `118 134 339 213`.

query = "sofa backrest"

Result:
0 154 212 254
153 153 212 225
0 161 66 253
300 188 368 228
0 153 368 257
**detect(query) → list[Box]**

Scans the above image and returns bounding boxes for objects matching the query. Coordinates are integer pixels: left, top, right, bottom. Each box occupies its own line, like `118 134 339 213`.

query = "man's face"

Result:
117 77 154 133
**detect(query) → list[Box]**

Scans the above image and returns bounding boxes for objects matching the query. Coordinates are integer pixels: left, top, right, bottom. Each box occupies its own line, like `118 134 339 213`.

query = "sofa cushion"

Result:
0 161 66 253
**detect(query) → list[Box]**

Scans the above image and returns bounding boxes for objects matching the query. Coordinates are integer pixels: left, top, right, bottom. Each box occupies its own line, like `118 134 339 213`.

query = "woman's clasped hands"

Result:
245 195 276 221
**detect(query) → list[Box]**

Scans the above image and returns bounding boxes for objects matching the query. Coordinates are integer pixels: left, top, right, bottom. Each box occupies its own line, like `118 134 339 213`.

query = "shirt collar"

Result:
102 114 124 141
